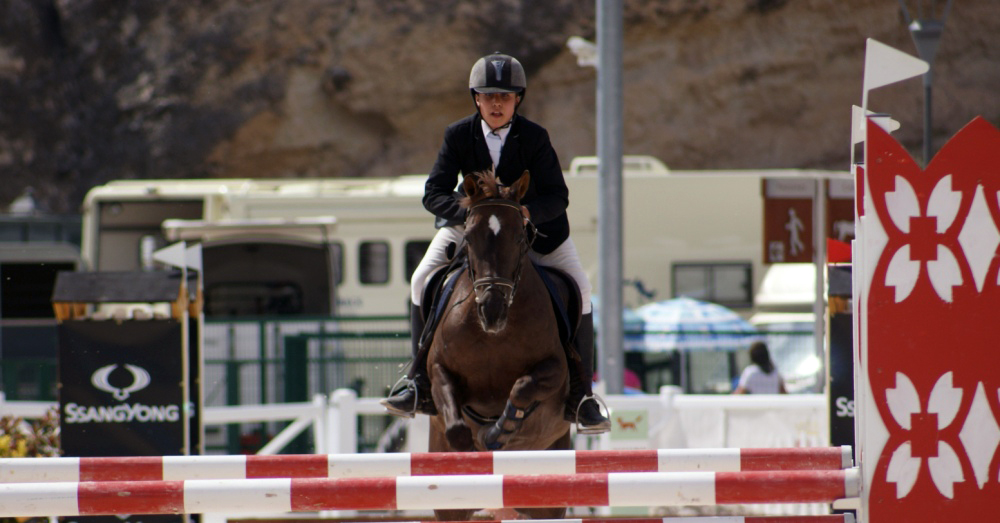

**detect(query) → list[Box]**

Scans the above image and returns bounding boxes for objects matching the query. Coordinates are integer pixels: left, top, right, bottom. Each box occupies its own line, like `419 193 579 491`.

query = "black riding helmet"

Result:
469 52 526 104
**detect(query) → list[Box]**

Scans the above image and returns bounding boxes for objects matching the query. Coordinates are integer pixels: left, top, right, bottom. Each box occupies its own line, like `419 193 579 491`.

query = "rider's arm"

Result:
423 125 468 223
520 127 568 225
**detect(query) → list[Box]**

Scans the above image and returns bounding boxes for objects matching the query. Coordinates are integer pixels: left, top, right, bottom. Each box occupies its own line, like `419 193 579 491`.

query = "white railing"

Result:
1 387 827 455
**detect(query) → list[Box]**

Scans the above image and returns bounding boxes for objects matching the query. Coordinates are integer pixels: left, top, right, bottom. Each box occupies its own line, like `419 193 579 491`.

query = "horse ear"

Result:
462 174 480 199
512 170 530 202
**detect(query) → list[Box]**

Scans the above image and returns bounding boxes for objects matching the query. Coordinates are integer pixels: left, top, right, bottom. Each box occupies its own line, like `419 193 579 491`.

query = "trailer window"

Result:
404 240 431 282
672 262 752 308
206 282 303 316
201 242 333 316
359 241 390 284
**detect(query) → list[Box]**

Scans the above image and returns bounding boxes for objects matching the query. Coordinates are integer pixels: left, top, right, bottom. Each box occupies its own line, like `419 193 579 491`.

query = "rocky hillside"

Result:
1 0 998 213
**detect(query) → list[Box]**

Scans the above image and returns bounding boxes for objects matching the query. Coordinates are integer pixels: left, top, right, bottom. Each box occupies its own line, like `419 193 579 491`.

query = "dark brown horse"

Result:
427 170 573 521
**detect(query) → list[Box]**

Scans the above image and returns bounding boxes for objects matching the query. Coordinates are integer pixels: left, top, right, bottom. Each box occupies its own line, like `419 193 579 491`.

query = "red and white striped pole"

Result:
332 518 855 523
0 447 853 483
0 469 860 517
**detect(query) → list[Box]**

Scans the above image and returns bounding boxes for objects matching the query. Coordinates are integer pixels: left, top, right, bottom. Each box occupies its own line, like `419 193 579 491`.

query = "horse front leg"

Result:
480 355 564 450
430 363 474 451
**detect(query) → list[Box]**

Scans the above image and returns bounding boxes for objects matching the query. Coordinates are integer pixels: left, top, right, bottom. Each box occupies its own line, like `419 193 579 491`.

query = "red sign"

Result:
763 179 855 264
860 116 1000 521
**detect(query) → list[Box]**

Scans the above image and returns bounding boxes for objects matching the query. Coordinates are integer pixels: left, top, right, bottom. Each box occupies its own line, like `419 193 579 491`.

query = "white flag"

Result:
185 243 203 272
863 38 929 91
851 105 901 145
152 241 187 269
862 38 928 109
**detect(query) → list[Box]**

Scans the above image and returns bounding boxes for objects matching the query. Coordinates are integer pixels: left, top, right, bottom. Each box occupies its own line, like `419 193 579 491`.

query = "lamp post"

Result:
566 0 625 395
897 0 952 165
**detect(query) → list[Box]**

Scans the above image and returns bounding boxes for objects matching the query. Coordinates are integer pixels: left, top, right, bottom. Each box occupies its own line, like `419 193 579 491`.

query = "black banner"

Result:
827 265 855 452
59 320 186 457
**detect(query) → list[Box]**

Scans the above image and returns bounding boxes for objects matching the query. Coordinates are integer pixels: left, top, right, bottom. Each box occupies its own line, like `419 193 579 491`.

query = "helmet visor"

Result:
473 86 522 94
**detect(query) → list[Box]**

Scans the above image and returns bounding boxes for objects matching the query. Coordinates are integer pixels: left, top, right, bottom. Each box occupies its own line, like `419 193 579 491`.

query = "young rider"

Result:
381 52 610 434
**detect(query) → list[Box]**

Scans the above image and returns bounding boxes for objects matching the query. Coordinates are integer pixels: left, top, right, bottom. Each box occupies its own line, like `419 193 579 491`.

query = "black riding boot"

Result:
565 312 611 434
381 303 436 417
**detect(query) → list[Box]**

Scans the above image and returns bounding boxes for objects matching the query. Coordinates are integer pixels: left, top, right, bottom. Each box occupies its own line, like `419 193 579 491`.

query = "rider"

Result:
380 52 611 434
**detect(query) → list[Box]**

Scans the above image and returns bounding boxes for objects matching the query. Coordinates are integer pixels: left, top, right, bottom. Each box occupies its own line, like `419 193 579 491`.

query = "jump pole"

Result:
0 469 859 517
0 447 852 483
316 518 856 523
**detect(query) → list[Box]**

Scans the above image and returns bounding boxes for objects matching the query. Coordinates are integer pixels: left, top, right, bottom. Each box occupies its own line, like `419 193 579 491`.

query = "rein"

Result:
465 198 532 306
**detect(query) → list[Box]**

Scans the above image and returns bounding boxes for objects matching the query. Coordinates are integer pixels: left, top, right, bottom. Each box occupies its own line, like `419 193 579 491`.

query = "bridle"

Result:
465 198 534 307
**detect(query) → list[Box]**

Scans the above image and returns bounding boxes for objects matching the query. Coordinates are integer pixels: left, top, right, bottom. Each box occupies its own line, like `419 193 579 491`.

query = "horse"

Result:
426 169 575 521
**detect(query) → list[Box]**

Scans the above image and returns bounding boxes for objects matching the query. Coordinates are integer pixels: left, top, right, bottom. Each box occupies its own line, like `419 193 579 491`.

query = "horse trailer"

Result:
79 156 849 318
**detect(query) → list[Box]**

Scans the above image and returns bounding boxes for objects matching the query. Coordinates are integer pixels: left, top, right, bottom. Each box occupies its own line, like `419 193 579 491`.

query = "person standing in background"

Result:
733 341 787 394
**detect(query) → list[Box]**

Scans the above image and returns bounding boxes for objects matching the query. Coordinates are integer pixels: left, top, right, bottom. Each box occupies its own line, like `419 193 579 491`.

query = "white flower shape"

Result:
885 372 965 499
884 175 964 302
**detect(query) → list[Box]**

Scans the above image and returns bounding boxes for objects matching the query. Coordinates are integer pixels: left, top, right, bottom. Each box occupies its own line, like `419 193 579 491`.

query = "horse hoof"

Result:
445 423 474 451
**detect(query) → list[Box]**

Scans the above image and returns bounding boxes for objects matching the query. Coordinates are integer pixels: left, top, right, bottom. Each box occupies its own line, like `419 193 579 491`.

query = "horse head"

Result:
460 169 531 333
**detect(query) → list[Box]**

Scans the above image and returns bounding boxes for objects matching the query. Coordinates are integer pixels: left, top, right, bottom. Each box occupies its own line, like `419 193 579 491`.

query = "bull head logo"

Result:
91 364 151 401
490 59 504 81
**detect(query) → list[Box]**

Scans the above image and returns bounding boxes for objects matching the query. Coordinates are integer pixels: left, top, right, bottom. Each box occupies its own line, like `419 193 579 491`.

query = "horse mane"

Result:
458 170 518 209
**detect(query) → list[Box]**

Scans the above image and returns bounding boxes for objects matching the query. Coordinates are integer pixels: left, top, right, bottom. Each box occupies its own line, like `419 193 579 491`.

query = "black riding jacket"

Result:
423 113 570 254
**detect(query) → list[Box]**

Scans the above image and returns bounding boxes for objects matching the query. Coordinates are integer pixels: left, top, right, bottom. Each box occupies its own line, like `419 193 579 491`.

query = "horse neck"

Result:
510 257 548 304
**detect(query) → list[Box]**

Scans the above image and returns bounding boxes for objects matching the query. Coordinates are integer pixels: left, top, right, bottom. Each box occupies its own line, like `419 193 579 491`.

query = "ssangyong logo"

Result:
62 363 180 424
91 364 150 400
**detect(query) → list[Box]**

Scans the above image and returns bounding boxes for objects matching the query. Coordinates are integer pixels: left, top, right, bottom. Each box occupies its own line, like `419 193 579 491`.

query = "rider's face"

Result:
476 92 519 130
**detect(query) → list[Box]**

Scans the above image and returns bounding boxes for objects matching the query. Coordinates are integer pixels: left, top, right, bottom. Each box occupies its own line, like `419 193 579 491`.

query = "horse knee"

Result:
445 421 474 451
509 375 540 405
510 357 564 404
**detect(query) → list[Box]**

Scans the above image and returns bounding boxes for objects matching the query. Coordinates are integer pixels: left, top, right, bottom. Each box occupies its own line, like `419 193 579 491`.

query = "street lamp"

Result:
567 36 598 68
566 0 625 396
897 0 953 165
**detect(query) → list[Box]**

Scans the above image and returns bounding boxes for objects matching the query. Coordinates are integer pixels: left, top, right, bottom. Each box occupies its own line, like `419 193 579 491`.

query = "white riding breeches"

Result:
410 225 593 314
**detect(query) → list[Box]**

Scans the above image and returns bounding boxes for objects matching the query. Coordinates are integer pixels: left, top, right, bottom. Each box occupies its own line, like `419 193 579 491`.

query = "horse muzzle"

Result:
472 276 515 333
475 288 510 333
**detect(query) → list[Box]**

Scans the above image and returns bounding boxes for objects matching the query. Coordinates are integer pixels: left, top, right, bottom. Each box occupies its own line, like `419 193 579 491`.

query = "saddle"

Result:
418 248 583 351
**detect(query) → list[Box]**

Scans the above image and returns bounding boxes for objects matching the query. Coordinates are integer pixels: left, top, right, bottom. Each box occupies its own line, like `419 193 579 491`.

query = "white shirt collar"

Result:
481 119 511 167
480 118 512 142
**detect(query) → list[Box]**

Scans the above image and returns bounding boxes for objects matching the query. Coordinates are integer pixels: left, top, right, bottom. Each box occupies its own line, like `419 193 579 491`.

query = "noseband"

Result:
465 198 532 307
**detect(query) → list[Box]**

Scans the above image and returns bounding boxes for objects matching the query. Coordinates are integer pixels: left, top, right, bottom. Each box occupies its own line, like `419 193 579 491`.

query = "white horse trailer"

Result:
79 157 848 318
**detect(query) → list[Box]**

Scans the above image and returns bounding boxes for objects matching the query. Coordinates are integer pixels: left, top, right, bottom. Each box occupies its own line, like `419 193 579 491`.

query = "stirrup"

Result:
573 394 611 435
380 376 418 419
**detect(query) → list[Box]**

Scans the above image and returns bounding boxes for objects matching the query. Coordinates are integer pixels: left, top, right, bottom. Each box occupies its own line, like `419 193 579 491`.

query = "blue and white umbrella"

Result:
590 296 646 351
632 296 760 352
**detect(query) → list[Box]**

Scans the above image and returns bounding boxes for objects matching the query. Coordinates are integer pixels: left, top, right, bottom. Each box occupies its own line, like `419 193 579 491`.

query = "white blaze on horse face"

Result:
488 214 501 236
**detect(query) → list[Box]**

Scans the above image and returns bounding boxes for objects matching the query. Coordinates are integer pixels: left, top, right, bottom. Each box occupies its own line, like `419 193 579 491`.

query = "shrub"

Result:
0 407 60 458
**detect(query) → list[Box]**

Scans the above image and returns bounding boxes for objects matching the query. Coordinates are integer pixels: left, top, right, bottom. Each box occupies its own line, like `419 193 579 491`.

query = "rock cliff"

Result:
1 0 997 213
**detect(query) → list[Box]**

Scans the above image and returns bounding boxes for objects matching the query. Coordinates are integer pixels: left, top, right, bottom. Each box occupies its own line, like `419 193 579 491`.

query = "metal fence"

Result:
201 315 410 454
